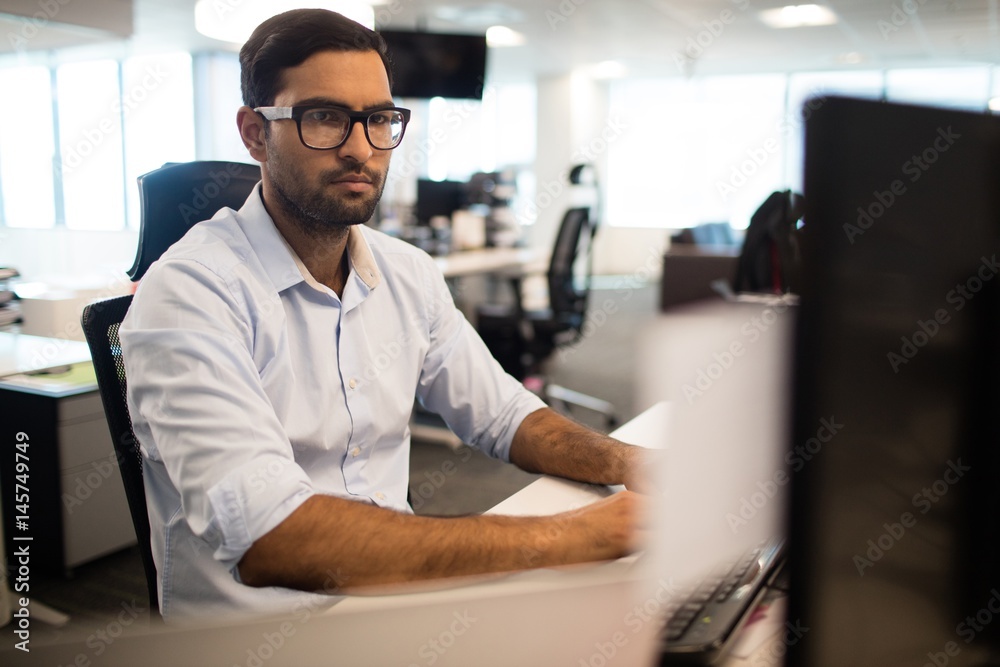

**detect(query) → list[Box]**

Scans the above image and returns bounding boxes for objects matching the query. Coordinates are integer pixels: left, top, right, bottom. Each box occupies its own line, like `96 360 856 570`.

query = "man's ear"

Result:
237 106 268 163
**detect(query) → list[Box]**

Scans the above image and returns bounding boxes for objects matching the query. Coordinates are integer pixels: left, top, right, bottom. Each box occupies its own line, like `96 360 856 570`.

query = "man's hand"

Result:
556 490 648 561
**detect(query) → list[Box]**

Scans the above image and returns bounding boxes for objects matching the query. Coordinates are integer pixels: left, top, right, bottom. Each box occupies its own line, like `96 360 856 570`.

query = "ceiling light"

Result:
836 51 866 65
486 25 526 47
195 0 375 44
434 5 526 26
758 4 838 29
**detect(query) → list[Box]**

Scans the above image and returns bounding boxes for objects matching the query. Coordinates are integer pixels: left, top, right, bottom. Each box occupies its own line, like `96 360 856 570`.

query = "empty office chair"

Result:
477 165 616 427
81 161 261 614
732 189 805 295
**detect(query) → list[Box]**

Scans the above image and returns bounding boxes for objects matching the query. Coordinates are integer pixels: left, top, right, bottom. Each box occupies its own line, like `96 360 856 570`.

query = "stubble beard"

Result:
266 146 387 242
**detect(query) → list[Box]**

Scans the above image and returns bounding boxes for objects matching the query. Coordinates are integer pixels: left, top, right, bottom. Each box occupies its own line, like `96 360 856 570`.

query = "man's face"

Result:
262 49 394 232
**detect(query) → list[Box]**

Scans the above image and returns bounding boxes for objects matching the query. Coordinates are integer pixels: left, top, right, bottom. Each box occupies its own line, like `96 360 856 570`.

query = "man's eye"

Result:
306 109 341 123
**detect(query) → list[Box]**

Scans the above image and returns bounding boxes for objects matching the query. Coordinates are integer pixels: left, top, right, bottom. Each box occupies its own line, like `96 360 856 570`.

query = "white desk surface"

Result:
435 246 543 279
0 331 92 378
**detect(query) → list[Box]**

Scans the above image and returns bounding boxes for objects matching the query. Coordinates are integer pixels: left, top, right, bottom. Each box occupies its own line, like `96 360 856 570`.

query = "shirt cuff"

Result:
473 387 548 462
205 455 315 568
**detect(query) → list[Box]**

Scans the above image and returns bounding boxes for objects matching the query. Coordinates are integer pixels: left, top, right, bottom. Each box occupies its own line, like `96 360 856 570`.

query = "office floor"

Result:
17 281 659 644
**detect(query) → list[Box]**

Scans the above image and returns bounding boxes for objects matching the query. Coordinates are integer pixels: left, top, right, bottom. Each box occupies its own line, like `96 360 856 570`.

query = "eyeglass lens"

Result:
301 108 405 149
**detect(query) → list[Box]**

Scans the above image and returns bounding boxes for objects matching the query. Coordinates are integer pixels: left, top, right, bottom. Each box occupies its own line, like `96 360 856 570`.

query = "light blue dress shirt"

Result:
120 184 546 621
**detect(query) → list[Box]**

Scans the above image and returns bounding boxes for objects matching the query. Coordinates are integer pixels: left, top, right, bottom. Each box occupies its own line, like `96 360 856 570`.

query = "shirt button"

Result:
351 447 361 457
349 378 358 389
375 492 385 501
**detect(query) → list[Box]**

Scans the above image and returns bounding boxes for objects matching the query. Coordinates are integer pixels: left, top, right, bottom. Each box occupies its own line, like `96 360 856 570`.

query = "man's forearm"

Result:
238 491 637 592
508 407 643 487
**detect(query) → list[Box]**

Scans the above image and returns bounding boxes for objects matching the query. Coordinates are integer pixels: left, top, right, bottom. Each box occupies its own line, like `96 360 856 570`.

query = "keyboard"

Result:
659 537 786 665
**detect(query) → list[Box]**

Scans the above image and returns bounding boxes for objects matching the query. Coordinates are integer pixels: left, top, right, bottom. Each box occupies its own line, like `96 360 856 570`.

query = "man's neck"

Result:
262 191 352 296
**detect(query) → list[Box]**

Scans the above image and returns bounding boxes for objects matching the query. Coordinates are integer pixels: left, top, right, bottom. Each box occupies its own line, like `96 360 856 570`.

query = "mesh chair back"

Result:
547 207 594 324
129 161 261 281
81 295 158 613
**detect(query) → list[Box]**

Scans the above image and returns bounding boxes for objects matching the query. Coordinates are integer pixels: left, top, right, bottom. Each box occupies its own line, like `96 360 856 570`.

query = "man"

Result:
121 8 645 622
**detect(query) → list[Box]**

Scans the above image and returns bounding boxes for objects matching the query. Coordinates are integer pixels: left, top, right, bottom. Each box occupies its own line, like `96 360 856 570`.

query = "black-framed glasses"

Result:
254 105 411 150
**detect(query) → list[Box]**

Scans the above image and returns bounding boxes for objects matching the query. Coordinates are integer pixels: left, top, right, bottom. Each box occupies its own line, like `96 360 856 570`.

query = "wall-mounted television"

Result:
379 30 488 100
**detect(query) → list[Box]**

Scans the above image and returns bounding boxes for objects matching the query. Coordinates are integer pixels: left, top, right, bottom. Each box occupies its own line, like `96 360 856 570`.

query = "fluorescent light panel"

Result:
195 0 376 44
759 4 838 28
486 25 526 47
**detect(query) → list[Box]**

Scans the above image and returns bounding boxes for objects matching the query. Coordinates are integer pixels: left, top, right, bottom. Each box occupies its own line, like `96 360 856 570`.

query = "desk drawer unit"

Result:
1 385 136 575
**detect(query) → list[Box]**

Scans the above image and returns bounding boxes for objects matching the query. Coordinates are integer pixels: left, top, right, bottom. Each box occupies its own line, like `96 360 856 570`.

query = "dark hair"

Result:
239 9 393 109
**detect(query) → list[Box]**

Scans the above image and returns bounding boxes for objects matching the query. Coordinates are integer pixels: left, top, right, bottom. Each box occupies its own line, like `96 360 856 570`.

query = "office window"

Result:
57 59 126 230
784 71 885 191
383 83 537 220
420 84 535 181
425 96 483 181
489 83 536 171
606 74 787 230
886 67 992 111
193 53 250 163
0 54 197 231
123 53 196 228
993 65 1000 110
0 66 57 228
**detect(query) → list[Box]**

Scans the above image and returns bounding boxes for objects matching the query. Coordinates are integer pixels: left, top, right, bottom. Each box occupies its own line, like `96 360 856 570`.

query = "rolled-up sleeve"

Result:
414 259 546 462
121 257 315 572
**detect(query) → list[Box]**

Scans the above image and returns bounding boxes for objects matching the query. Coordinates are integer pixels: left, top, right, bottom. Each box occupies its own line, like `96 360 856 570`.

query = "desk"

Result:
0 331 92 377
0 334 135 575
660 244 739 311
435 246 543 279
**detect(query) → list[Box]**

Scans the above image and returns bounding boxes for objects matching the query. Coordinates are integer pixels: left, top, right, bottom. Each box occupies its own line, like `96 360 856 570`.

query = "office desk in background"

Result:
660 244 739 311
434 246 543 280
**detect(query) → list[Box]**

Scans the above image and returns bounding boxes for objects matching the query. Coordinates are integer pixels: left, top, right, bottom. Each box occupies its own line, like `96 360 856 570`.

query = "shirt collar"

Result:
237 182 382 293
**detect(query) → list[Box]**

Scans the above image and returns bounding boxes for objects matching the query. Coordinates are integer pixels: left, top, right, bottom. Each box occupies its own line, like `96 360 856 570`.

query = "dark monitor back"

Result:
789 97 1000 666
415 178 465 225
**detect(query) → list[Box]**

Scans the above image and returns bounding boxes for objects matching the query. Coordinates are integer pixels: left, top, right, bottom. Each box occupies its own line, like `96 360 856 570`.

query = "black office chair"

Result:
477 165 617 427
129 161 262 280
732 189 805 295
81 161 261 614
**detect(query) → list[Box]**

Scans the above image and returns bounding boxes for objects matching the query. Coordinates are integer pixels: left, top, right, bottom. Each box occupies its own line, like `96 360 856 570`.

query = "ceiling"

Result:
1 0 999 81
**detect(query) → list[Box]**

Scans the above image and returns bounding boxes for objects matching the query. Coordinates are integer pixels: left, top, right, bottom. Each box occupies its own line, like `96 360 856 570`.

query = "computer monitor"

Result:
415 178 466 225
788 96 1000 666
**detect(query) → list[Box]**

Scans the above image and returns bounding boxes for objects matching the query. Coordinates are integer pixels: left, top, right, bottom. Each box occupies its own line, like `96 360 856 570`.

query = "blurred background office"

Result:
2 0 999 284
